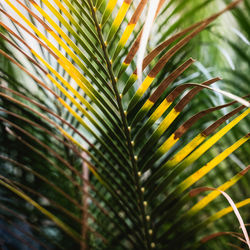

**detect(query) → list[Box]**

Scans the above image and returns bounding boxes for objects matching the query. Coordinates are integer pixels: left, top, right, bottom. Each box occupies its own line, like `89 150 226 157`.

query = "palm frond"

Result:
0 0 249 249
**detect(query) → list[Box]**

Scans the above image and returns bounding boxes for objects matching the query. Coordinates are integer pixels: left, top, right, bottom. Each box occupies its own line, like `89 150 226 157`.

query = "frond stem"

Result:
87 1 151 248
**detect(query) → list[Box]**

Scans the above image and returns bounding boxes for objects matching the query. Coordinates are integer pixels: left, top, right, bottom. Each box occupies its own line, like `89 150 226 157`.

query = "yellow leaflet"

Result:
157 134 179 155
123 62 130 67
130 73 138 83
119 23 136 47
47 0 84 36
156 108 180 136
48 75 88 118
149 99 172 122
37 0 99 67
209 198 250 221
59 127 82 148
31 50 87 107
54 87 105 146
111 1 130 32
57 97 89 131
135 76 154 98
4 0 90 96
53 0 97 48
36 53 105 134
37 0 83 49
103 0 118 21
106 0 118 12
166 134 205 168
182 108 250 167
31 2 83 70
165 108 249 169
188 174 249 217
58 58 79 78
0 179 81 241
141 99 154 113
57 57 90 93
177 136 248 194
50 0 74 23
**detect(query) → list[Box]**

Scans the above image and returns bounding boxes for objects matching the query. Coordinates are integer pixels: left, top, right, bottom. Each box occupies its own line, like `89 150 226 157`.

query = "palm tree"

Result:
0 0 249 249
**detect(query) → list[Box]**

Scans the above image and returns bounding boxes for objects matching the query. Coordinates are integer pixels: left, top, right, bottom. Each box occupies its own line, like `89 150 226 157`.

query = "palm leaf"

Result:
0 0 249 249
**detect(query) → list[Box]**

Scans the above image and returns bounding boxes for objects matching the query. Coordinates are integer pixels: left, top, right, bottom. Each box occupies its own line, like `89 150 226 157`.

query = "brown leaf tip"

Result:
239 166 250 176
